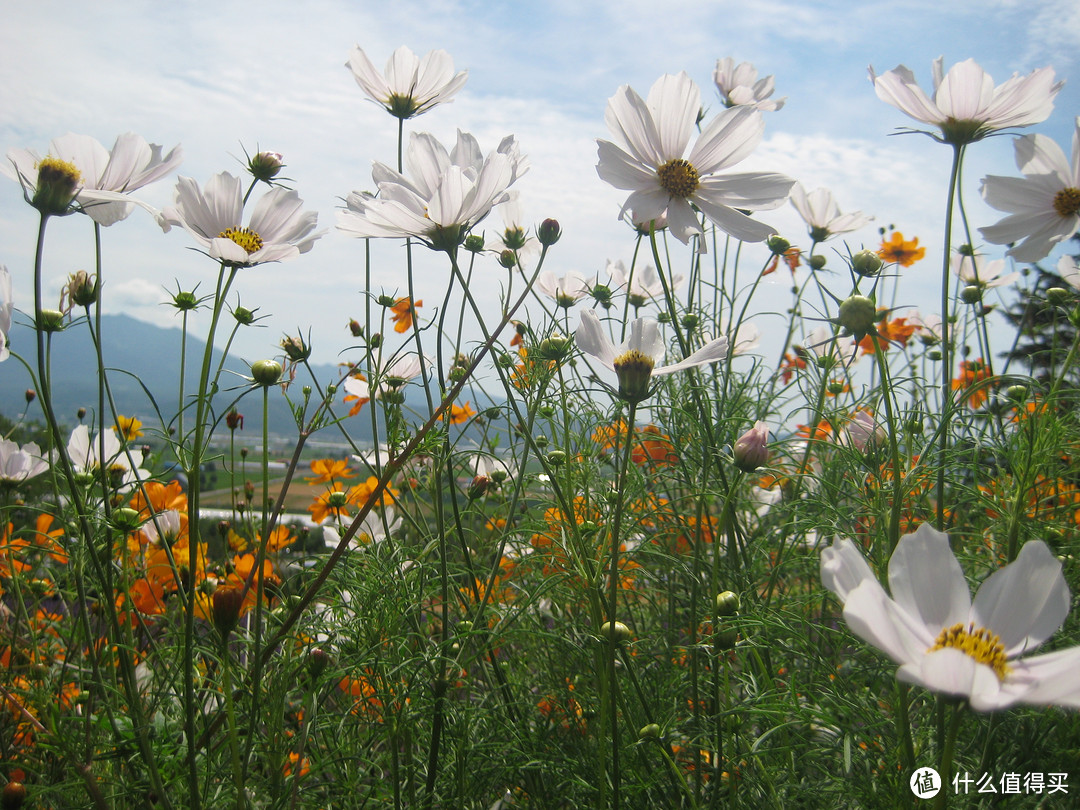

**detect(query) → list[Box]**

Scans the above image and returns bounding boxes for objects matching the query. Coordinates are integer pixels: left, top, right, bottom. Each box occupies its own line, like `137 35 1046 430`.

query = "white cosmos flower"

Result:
0 438 48 482
164 172 322 267
950 254 1019 289
346 45 467 120
338 130 527 251
821 523 1080 710
65 424 147 489
806 324 860 366
979 118 1080 262
789 183 873 243
535 271 590 308
1058 255 1080 290
343 353 430 402
4 132 182 225
323 508 402 549
596 72 795 250
713 58 786 111
576 308 729 402
607 261 683 307
0 265 11 363
869 57 1062 145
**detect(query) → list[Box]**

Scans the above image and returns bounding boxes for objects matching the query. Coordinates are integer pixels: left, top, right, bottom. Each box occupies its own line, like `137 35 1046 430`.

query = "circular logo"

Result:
910 767 942 799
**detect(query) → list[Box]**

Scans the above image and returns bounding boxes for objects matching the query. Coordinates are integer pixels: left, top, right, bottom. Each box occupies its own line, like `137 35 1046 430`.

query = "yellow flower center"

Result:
1053 187 1080 218
386 92 421 119
656 159 700 198
218 227 264 255
37 155 82 186
612 349 656 403
929 622 1010 681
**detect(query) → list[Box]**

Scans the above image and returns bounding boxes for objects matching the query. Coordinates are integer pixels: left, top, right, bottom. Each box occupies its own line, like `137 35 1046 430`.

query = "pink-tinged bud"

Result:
844 410 885 451
248 150 284 182
226 410 244 431
732 421 769 472
537 218 562 246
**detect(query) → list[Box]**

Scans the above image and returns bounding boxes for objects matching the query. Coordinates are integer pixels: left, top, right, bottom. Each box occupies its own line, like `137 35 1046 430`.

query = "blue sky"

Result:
2 0 1078 372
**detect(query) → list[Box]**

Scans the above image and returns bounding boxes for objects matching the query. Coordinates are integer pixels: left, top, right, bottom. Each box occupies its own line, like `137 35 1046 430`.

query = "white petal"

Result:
575 309 617 370
821 537 877 602
843 580 933 665
898 648 1003 704
887 523 970 633
972 540 1070 656
652 335 729 375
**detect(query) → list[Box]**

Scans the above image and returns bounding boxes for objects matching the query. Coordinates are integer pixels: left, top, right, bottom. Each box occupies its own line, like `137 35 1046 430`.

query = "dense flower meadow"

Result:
0 45 1079 808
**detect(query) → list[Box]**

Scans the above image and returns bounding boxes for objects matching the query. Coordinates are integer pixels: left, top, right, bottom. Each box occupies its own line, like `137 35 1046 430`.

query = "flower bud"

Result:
2 781 27 810
836 295 877 338
171 290 199 311
732 422 768 472
536 335 572 361
850 249 883 278
212 586 245 636
226 410 244 431
533 435 549 449
348 318 364 337
248 150 284 182
307 647 331 680
326 490 349 508
382 389 406 405
502 226 527 251
1005 384 1028 404
960 285 983 304
251 359 283 387
591 284 613 309
715 591 741 617
766 235 791 255
280 334 311 362
827 380 846 395
77 407 87 421
36 309 65 333
66 270 99 307
638 723 661 740
464 234 485 253
32 156 81 215
1045 287 1070 306
809 254 827 271
681 313 700 329
537 218 562 246
599 620 631 644
498 249 517 269
928 349 942 361
233 306 255 325
111 507 144 533
467 475 490 500
546 450 567 466
24 389 35 404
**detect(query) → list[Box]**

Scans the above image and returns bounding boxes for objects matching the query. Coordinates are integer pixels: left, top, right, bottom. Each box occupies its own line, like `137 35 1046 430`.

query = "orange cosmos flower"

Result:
877 231 926 267
952 358 991 408
858 316 917 354
305 458 357 485
115 414 144 441
779 349 808 384
440 401 475 424
763 247 801 276
390 297 422 333
130 480 188 519
631 425 678 466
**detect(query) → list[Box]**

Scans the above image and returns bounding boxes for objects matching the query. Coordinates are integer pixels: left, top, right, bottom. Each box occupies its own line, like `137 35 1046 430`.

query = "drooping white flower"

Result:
806 324 861 366
164 172 322 267
869 57 1062 145
0 438 48 482
596 72 794 250
535 271 590 308
951 253 1020 289
575 308 729 402
607 261 683 308
346 45 467 119
4 133 182 225
979 118 1080 262
904 310 943 345
338 131 527 252
65 424 147 490
713 58 786 111
789 183 873 243
0 265 11 363
821 523 1080 710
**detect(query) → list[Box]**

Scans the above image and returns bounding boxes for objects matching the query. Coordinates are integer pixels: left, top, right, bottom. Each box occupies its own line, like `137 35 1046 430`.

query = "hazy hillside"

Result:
0 313 372 444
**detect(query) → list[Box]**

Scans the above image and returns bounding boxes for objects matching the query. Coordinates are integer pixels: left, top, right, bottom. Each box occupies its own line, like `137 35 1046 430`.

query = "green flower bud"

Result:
248 150 284 182
498 249 517 269
1005 384 1028 404
233 306 255 325
1046 287 1070 305
111 507 144 533
767 235 791 255
715 591 741 617
280 334 311 362
638 723 661 740
836 295 876 338
66 270 99 307
960 285 983 304
809 254 827 271
36 309 65 333
681 313 700 329
546 450 567 466
851 249 883 278
251 359 283 387
599 620 631 644
171 290 199 311
537 335 572 361
464 234 485 253
502 226 527 251
533 435 549 449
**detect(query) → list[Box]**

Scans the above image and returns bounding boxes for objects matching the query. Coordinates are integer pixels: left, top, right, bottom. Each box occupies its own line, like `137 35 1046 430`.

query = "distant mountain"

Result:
0 313 373 446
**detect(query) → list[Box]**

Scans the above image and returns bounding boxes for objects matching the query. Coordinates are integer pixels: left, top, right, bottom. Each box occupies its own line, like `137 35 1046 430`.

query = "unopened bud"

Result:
251 359 283 387
111 507 143 533
36 309 65 332
66 270 99 307
348 319 364 337
715 591 741 616
638 723 661 740
498 249 517 269
836 295 876 338
307 647 331 680
502 226 527 251
171 290 199 311
732 421 768 472
233 306 255 325
24 389 36 404
809 254 827 271
212 586 245 636
537 218 562 246
960 285 983 304
599 620 631 644
851 249 883 278
1005 384 1028 404
1046 287 1070 306
280 334 311 362
766 235 791 255
464 234 485 253
546 450 567 466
